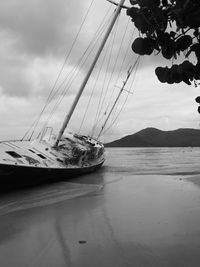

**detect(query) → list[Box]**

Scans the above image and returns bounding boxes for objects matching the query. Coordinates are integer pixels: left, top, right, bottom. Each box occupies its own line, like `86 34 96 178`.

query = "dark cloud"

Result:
0 33 30 96
0 0 87 56
0 0 92 96
0 0 179 99
0 1 198 140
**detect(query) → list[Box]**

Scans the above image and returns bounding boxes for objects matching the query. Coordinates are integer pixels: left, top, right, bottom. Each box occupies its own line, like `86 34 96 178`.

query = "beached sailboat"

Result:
0 0 136 187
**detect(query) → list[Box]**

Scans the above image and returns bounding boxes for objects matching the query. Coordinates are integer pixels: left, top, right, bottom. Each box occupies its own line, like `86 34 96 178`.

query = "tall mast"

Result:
54 0 126 146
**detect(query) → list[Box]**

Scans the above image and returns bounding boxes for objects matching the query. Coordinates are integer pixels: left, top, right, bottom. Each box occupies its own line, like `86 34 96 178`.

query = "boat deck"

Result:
0 133 105 171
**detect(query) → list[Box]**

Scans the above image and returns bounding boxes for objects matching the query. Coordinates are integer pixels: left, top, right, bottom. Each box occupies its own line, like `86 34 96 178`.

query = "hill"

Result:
105 128 200 147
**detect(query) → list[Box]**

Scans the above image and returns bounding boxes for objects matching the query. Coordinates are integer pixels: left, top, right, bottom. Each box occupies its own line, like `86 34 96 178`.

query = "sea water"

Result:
106 147 200 175
0 148 200 266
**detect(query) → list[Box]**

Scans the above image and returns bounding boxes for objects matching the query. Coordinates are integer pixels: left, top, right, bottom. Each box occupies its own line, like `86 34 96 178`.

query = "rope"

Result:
97 17 131 126
77 25 116 134
26 5 113 140
107 25 136 121
99 58 140 137
91 19 136 137
91 15 120 137
97 58 139 138
22 0 96 140
46 0 96 105
44 5 113 111
42 7 114 131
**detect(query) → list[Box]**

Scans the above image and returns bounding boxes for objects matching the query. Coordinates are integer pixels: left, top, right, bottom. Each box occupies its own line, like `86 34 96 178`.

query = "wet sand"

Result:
186 174 200 188
1 148 200 266
0 171 199 266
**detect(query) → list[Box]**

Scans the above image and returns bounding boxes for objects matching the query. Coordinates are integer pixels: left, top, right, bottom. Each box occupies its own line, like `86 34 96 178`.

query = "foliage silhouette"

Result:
127 0 200 87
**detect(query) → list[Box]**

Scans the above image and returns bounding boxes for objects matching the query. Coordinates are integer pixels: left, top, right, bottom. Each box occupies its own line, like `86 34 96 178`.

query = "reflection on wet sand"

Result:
0 148 200 266
0 182 103 216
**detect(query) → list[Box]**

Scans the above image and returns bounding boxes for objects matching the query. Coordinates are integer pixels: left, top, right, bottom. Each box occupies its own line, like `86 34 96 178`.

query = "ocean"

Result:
0 147 200 266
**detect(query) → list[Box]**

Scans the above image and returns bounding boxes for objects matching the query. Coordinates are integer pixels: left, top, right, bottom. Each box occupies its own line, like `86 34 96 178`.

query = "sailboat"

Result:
0 0 135 187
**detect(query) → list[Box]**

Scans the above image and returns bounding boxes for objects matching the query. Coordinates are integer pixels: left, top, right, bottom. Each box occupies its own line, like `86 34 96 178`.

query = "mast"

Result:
97 61 138 139
54 0 126 146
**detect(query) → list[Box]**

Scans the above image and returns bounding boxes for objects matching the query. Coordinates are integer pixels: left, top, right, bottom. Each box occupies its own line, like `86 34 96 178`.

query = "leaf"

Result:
195 96 200 104
132 37 154 55
155 66 169 83
175 35 192 51
126 7 139 17
161 41 175 59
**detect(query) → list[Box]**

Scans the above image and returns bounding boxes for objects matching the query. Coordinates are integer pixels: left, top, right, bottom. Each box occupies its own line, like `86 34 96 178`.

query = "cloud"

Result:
0 0 88 56
0 0 125 98
0 0 199 142
0 0 99 97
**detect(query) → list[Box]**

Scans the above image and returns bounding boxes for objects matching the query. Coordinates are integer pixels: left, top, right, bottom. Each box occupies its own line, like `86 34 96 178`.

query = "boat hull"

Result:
0 135 105 191
0 161 104 191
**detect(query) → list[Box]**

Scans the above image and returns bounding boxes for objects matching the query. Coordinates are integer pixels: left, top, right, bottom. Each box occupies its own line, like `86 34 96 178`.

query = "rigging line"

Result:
100 58 140 137
91 22 136 136
97 22 135 126
100 57 139 138
23 0 96 141
41 8 116 133
109 62 138 126
44 5 113 107
100 74 137 137
91 15 120 136
116 23 136 83
77 77 97 135
46 0 96 105
108 58 140 128
44 10 114 121
78 24 118 135
37 7 114 135
109 53 138 121
93 17 134 135
21 119 39 141
97 58 139 138
78 26 115 134
98 17 131 121
102 23 136 122
55 2 128 145
90 28 117 137
95 15 121 127
102 26 139 128
25 0 110 142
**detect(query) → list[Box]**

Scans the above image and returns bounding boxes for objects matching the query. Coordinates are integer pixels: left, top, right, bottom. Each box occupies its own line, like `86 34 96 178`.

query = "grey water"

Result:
107 147 200 175
0 147 200 266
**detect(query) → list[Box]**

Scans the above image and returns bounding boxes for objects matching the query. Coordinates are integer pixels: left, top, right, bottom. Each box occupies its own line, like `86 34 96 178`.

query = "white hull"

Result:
0 133 105 188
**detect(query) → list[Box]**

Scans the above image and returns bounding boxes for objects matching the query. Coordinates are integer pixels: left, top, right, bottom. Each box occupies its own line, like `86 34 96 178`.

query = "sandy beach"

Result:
0 148 200 266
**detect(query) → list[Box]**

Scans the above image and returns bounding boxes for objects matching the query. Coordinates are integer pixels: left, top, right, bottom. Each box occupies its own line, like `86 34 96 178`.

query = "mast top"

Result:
54 0 126 147
106 0 130 9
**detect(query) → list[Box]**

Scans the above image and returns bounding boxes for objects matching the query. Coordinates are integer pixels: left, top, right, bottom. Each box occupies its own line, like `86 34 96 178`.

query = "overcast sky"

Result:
0 0 199 142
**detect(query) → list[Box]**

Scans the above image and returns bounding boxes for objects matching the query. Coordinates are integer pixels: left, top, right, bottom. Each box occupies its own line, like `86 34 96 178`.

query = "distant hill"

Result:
105 128 200 147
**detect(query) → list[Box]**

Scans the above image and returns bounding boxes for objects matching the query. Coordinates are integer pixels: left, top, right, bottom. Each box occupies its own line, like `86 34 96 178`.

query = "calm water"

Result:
0 148 200 266
106 147 200 175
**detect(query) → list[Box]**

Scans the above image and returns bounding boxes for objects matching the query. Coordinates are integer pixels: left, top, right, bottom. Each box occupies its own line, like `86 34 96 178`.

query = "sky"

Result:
0 0 199 142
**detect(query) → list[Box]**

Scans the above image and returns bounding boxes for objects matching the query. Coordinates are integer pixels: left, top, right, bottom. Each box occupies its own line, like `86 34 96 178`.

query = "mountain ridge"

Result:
105 128 200 147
